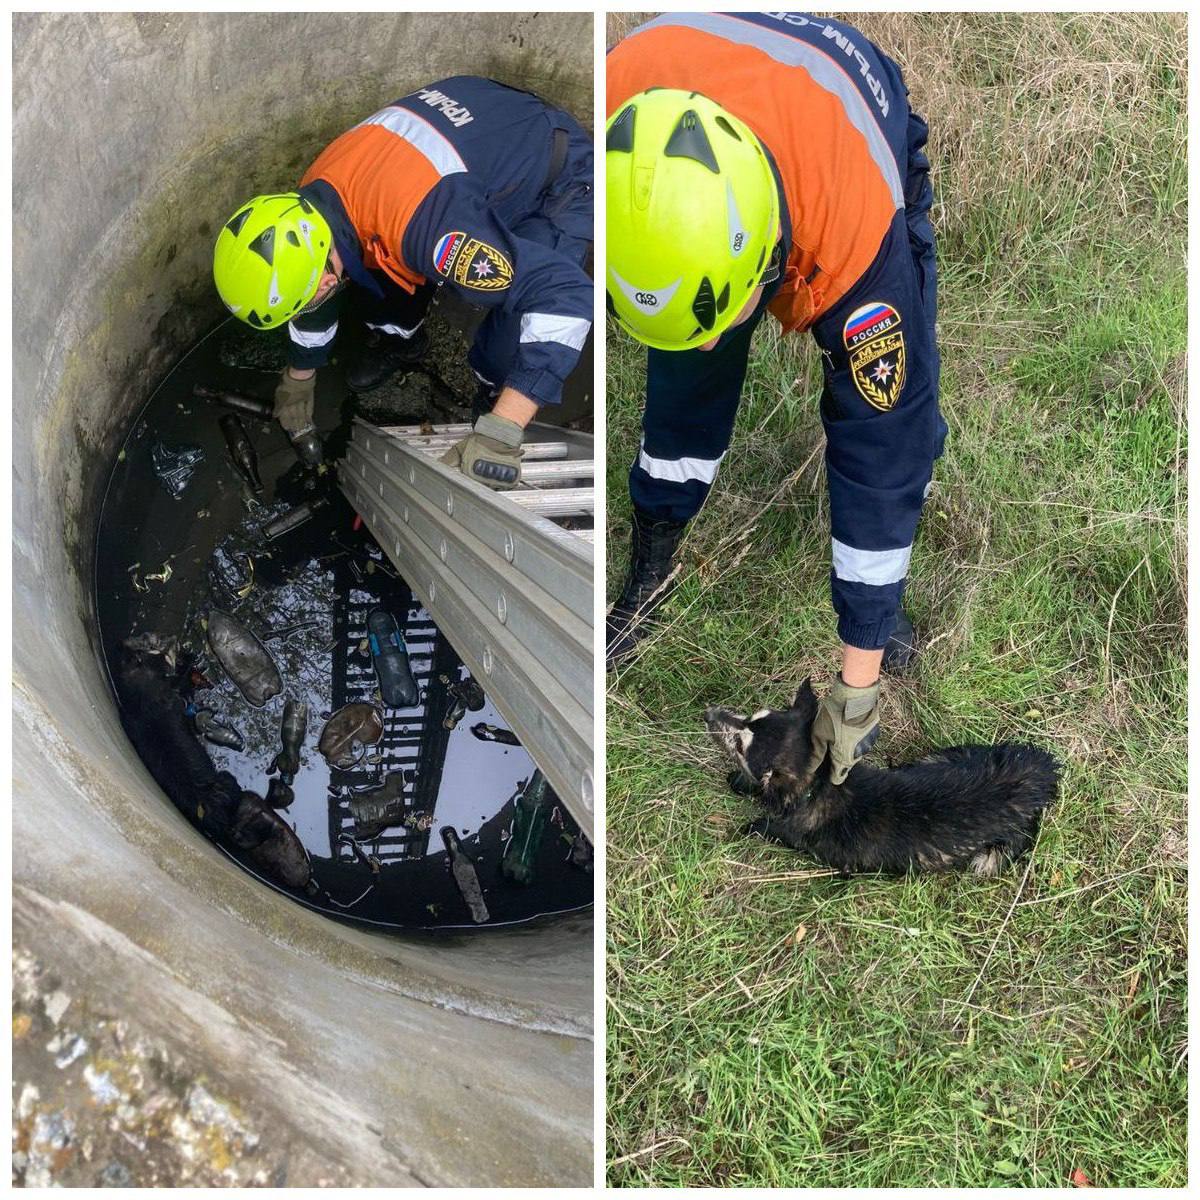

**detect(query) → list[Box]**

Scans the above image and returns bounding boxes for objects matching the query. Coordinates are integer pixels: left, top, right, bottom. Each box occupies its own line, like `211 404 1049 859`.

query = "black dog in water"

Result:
117 649 311 890
705 678 1058 875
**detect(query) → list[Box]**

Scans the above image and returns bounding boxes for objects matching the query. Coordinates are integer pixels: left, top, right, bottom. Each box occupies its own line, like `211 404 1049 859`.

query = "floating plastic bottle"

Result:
191 708 245 752
273 699 308 783
206 609 282 708
367 609 419 708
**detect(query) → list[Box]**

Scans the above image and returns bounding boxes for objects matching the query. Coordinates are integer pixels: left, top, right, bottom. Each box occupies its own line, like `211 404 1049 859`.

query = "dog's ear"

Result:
762 765 805 811
792 676 816 709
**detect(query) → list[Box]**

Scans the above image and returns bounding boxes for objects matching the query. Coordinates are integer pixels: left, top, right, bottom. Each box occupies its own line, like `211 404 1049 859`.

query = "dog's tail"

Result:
941 743 1059 875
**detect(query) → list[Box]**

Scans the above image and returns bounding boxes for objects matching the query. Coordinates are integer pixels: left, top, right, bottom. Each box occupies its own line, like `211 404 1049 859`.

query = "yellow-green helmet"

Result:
606 89 779 350
213 193 332 328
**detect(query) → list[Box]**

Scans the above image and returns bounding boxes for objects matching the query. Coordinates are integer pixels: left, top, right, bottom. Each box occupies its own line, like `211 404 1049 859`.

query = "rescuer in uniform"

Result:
606 13 948 783
213 76 592 485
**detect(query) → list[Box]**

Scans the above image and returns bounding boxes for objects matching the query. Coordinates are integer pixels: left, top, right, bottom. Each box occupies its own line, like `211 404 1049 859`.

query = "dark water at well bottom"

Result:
95 316 592 931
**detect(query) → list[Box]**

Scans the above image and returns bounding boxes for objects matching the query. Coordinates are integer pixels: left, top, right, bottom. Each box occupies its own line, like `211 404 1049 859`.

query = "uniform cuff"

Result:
504 368 561 408
287 347 330 371
837 613 899 652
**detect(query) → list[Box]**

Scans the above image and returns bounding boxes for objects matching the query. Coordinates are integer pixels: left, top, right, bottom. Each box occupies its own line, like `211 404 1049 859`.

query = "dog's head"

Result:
704 677 821 809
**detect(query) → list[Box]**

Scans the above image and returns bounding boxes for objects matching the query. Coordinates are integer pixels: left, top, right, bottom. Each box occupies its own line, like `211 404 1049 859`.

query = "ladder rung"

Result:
507 487 594 516
410 440 570 462
520 459 594 482
380 423 474 437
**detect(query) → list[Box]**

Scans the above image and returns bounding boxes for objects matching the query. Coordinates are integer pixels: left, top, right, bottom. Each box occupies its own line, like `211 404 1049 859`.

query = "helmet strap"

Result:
297 263 348 315
759 239 784 287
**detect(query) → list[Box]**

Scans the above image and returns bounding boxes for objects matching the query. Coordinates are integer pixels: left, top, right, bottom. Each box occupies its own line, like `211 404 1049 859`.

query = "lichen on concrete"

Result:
12 947 351 1188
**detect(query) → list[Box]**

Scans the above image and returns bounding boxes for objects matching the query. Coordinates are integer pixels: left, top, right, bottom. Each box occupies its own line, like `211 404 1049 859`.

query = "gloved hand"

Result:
805 675 881 786
440 412 523 490
274 369 316 437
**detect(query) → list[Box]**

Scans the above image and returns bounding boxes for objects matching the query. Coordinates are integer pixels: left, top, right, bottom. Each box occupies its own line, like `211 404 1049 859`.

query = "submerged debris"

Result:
209 545 255 601
317 702 384 769
150 441 205 499
472 722 521 746
347 771 409 840
144 562 173 587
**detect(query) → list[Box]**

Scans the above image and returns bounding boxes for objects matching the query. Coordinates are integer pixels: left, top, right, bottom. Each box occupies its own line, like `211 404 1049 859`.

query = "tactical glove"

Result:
806 675 881 786
274 370 316 437
440 413 523 491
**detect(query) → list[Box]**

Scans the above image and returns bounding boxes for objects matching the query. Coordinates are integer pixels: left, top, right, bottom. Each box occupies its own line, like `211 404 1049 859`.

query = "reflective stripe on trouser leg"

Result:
830 539 912 586
629 439 726 524
288 322 338 348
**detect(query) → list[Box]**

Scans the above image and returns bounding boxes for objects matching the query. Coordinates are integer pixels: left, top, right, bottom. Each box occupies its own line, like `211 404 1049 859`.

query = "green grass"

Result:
605 12 1186 1187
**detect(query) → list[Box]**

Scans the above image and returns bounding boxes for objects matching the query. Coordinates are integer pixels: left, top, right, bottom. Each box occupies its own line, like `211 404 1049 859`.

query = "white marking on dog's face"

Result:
704 707 753 772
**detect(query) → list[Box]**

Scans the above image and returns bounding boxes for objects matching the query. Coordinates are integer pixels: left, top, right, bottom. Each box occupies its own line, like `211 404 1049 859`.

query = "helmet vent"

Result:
716 282 730 315
714 116 742 142
665 111 719 174
285 230 301 247
247 227 275 265
225 209 251 237
606 105 635 153
692 277 717 330
605 290 617 317
246 310 266 328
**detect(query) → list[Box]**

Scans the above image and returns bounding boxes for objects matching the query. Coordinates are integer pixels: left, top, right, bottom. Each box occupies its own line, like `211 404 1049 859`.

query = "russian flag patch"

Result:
433 231 465 276
843 301 900 349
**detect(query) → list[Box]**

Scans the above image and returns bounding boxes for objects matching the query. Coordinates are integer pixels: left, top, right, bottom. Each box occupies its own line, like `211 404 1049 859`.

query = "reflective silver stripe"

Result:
519 312 592 351
637 12 904 208
365 320 423 338
356 106 467 177
636 439 724 485
831 539 911 585
288 321 338 348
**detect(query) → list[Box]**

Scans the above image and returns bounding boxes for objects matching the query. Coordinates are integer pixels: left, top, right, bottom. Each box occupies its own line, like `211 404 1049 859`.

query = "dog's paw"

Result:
727 768 761 797
741 815 775 841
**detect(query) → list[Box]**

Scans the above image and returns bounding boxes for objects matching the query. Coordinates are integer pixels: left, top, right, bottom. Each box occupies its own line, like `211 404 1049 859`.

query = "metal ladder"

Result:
340 419 594 840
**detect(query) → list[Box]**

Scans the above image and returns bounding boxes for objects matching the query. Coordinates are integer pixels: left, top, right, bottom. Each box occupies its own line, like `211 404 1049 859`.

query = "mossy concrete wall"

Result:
12 12 593 1187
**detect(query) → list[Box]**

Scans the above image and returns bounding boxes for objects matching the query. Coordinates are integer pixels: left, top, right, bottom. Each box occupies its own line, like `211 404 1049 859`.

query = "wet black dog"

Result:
705 678 1058 875
116 649 311 889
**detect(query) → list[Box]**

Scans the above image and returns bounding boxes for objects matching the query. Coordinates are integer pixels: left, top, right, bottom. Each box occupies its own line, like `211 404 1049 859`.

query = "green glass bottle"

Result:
502 771 550 886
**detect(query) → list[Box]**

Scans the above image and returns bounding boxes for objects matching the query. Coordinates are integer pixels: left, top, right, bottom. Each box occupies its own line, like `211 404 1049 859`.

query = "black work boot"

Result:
882 608 917 674
345 327 430 392
606 509 688 670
